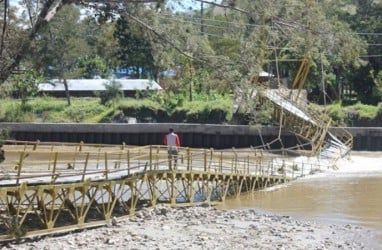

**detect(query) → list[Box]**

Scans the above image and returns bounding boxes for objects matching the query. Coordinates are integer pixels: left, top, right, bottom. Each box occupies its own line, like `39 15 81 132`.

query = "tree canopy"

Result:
1 0 382 105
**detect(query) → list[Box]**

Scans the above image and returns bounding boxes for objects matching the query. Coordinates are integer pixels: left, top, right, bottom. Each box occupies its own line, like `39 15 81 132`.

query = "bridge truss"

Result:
0 140 328 240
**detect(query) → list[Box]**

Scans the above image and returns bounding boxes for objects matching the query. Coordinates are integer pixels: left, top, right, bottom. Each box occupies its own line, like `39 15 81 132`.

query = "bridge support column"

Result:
170 174 176 205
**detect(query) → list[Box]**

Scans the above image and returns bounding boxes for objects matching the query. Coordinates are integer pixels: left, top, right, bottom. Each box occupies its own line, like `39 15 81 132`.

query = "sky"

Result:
166 0 222 12
8 0 222 11
167 0 203 11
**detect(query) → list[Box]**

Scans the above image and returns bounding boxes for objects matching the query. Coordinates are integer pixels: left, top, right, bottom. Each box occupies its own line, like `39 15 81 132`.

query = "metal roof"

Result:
39 79 162 91
259 71 274 77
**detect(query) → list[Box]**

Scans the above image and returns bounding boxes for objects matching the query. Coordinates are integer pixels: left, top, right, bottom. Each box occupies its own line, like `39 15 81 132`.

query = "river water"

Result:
219 151 382 247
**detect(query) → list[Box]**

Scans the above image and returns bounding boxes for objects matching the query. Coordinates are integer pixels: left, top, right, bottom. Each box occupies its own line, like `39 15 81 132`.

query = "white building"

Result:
38 79 162 97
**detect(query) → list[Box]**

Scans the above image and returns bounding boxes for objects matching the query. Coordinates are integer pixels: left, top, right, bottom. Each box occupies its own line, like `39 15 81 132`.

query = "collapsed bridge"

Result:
0 87 352 240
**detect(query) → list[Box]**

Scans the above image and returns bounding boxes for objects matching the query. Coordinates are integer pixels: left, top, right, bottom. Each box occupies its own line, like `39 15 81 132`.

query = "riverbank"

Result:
2 204 376 250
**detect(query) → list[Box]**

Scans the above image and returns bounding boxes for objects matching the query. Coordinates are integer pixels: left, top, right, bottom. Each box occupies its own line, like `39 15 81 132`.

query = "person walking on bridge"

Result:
164 128 180 170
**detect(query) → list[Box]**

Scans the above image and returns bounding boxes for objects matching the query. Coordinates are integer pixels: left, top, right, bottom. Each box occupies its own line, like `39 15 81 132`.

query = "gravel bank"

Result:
1 204 376 250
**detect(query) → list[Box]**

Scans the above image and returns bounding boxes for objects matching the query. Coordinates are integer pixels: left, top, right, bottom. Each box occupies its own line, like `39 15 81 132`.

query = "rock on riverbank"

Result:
2 205 375 250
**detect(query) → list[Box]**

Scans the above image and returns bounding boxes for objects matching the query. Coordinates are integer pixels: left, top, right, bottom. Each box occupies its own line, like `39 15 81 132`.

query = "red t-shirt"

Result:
164 132 180 147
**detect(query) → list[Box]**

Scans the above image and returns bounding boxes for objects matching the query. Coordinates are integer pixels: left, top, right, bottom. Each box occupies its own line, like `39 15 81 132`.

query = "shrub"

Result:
119 99 167 122
97 80 124 108
28 96 67 114
172 98 233 123
325 102 346 126
346 102 379 120
341 102 380 126
37 98 107 122
64 99 107 122
0 103 34 122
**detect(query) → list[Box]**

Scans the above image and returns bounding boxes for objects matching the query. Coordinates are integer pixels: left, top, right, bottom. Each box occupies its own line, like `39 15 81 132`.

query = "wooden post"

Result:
247 155 250 174
79 141 83 152
209 148 213 172
81 152 89 182
50 152 58 183
204 149 207 172
96 147 101 169
15 151 25 186
233 147 238 173
116 150 122 169
271 160 273 176
104 152 109 180
149 145 152 171
127 149 130 175
255 159 258 176
33 140 40 150
219 152 223 172
156 145 160 170
310 163 313 175
187 148 191 171
292 161 295 179
171 174 176 205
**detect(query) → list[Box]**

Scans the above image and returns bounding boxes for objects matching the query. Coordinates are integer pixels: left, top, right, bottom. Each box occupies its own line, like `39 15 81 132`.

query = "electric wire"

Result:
159 13 382 37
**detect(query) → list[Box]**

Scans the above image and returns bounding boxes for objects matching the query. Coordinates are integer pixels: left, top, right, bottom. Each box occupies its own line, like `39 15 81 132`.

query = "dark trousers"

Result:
168 148 178 169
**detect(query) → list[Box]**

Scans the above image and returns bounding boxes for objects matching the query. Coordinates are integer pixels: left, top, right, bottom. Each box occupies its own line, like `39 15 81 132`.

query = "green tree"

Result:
0 0 70 84
336 0 382 104
80 17 119 68
0 2 28 82
98 80 124 109
9 70 42 110
0 0 164 84
76 55 110 79
29 4 91 106
115 16 157 79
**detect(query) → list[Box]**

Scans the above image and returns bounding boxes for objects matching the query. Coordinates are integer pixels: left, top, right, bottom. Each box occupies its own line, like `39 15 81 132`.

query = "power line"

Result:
157 17 382 49
159 13 382 36
158 15 236 30
155 26 381 54
160 13 264 28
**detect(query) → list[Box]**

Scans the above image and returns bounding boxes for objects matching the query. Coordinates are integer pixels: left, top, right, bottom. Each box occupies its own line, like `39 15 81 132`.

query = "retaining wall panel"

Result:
0 123 381 151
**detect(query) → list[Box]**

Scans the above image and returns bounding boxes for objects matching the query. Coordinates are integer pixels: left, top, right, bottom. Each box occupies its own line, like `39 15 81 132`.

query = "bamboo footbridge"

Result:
0 89 352 240
0 141 306 240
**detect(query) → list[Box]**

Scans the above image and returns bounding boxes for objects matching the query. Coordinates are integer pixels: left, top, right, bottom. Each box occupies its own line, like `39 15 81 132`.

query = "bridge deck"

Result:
0 141 330 240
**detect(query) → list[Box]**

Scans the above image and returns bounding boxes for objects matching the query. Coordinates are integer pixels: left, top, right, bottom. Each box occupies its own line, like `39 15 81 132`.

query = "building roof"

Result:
259 71 274 77
39 79 162 92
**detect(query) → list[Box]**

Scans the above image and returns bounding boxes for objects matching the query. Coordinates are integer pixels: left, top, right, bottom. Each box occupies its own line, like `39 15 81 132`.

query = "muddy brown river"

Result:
220 151 382 247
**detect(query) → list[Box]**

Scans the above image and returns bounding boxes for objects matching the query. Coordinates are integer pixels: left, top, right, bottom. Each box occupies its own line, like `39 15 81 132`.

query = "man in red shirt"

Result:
164 128 180 169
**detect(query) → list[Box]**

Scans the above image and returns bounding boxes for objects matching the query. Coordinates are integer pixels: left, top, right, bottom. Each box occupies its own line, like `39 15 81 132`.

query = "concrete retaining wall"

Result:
0 123 381 151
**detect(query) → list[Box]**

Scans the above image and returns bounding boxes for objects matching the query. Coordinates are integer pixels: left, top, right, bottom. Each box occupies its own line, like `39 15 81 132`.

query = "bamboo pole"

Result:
187 148 191 171
50 152 58 183
15 151 25 186
127 149 130 175
81 153 90 182
104 152 108 180
149 145 152 171
204 149 207 172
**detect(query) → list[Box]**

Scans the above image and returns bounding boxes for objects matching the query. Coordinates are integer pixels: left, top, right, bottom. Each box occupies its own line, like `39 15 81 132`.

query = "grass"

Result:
0 95 233 123
0 97 108 123
1 95 380 125
344 102 380 119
